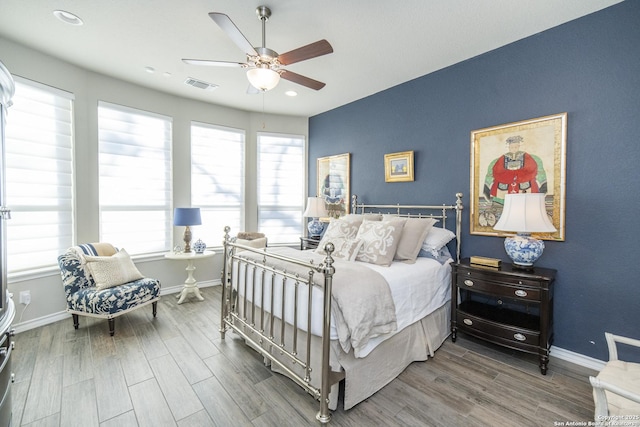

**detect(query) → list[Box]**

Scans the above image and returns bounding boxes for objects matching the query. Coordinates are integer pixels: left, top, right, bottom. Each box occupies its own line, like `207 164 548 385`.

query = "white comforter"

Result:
356 256 452 357
232 248 452 358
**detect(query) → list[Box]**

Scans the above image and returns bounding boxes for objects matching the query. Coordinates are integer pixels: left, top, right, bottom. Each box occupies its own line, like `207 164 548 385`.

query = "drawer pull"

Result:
464 279 474 287
463 318 473 326
514 333 526 341
514 289 528 297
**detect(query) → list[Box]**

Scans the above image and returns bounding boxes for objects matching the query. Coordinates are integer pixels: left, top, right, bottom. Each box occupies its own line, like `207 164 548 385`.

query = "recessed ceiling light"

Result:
145 66 155 74
53 10 84 26
285 90 298 97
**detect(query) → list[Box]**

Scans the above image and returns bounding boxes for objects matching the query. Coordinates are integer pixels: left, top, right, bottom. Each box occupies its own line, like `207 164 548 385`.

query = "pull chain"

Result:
262 92 266 129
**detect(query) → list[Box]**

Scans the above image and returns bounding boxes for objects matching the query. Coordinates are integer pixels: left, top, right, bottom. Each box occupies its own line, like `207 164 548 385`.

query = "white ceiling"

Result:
0 0 621 117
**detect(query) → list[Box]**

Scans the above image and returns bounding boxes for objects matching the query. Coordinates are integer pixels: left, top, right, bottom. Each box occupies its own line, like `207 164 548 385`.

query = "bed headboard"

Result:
351 193 464 262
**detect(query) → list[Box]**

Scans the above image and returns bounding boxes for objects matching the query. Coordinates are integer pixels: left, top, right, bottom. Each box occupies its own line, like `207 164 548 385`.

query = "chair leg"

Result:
152 301 158 318
72 314 79 330
108 318 115 336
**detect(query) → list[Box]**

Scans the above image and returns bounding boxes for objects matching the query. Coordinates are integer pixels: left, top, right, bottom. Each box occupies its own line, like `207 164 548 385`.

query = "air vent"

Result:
184 77 218 91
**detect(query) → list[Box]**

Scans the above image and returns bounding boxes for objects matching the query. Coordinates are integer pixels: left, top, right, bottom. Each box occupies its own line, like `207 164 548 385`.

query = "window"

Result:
98 102 172 255
191 122 245 244
4 78 74 273
257 133 305 244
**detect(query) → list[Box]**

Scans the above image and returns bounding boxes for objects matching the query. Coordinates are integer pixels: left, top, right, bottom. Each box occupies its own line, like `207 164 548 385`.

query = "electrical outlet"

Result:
19 290 31 305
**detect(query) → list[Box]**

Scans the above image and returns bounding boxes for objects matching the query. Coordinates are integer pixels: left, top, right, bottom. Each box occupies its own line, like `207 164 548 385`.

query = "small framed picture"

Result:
384 150 414 182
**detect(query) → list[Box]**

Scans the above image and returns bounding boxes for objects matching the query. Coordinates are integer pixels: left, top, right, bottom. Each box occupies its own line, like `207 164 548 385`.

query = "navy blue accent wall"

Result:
309 1 640 361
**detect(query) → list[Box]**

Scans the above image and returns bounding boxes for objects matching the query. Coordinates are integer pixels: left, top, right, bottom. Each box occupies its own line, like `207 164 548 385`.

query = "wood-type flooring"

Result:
11 285 596 426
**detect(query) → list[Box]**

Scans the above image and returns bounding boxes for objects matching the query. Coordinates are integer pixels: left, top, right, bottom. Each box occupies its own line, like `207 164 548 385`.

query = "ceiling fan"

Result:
183 6 333 92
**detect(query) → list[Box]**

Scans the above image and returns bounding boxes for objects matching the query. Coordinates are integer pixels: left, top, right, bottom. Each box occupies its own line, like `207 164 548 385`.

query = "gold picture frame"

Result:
317 153 350 218
470 112 567 240
384 150 414 182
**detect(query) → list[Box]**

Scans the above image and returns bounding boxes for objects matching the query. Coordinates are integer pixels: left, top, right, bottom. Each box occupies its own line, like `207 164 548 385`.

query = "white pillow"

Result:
355 219 405 266
343 213 383 222
421 227 456 257
84 249 144 290
382 216 438 263
236 237 267 252
316 237 363 261
314 217 362 255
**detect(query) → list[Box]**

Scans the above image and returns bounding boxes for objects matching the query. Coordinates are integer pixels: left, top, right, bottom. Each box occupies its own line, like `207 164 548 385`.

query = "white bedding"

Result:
232 249 452 358
355 256 452 357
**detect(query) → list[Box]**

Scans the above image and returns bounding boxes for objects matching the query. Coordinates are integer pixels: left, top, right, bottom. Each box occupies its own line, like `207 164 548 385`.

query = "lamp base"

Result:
503 232 545 268
307 218 325 239
183 226 192 253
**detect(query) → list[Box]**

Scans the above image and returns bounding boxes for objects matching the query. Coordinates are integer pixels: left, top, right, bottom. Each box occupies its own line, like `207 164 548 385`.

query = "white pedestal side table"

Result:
164 250 215 304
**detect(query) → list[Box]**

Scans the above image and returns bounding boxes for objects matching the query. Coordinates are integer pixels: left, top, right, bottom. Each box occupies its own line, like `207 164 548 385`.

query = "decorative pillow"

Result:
316 237 363 261
236 237 267 252
382 216 438 263
418 245 453 264
84 249 144 290
343 213 383 222
314 218 362 255
355 219 405 266
421 227 456 257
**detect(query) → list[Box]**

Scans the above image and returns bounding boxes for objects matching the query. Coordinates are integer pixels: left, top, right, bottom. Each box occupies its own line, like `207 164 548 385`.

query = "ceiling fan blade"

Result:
277 39 333 66
209 12 258 56
182 59 246 68
280 70 326 91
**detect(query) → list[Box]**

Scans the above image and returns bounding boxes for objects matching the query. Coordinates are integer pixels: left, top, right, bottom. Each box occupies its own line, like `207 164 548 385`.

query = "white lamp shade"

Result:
494 193 556 233
303 197 328 218
246 67 280 91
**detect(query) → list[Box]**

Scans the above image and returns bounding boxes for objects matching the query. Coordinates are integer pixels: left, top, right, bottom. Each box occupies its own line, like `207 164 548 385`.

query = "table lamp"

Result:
303 197 328 238
493 193 556 268
174 207 201 253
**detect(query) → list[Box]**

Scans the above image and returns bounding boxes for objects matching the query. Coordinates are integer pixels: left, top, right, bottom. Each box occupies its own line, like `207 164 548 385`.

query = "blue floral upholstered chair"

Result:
58 243 161 336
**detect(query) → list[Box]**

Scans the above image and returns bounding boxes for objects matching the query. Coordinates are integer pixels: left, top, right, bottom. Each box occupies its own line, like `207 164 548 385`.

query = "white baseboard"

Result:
12 311 70 334
550 345 605 372
11 280 221 334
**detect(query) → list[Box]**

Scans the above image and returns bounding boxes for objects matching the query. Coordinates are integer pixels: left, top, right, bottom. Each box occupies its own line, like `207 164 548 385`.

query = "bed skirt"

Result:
242 301 451 411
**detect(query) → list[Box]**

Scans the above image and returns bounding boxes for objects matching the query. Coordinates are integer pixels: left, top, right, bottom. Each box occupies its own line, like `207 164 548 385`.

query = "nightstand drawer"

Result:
457 267 543 288
456 276 541 302
456 310 540 347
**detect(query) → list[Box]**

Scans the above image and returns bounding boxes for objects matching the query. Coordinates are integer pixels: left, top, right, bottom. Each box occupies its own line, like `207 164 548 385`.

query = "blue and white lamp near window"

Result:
174 207 201 253
493 193 556 269
303 197 328 239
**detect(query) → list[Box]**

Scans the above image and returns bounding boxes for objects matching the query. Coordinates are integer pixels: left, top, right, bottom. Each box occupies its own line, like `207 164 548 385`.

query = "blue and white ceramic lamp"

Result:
303 196 329 238
493 193 556 268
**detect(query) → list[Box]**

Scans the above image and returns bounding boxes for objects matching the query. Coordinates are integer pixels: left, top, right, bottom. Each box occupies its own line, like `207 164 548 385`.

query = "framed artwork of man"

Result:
470 113 567 241
317 153 350 219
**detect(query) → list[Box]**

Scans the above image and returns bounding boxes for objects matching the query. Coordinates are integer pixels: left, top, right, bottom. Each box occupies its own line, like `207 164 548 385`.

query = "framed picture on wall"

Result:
317 153 350 218
470 112 567 240
384 150 414 182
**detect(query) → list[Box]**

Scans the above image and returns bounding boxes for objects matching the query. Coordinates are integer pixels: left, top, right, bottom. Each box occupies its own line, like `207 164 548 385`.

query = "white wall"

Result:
0 37 308 328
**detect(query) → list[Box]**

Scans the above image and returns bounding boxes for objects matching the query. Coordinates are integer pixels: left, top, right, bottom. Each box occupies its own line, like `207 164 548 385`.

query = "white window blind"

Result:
5 78 74 273
257 133 305 244
191 122 245 245
98 102 172 255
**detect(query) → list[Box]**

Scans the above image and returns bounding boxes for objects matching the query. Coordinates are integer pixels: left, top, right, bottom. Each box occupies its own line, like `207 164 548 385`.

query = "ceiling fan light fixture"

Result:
247 67 280 92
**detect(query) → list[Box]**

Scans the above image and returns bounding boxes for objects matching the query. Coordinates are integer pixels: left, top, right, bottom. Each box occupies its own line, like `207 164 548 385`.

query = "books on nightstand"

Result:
470 256 501 268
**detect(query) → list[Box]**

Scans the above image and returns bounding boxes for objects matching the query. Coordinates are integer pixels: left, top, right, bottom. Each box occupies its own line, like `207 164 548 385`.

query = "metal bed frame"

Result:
220 193 463 423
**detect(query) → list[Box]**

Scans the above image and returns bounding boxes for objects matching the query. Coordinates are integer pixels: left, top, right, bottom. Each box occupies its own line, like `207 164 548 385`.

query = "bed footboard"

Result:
220 227 338 423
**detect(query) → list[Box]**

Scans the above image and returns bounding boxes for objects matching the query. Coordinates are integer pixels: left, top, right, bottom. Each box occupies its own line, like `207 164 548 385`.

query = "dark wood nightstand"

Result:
451 258 556 374
299 236 321 250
